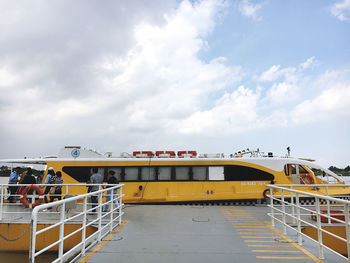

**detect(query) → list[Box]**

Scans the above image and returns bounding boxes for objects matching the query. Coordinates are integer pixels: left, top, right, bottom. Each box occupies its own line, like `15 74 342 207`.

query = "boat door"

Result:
286 164 312 184
206 166 225 200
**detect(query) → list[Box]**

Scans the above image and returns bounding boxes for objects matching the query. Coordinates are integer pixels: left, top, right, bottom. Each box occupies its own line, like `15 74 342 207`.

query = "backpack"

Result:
49 175 57 184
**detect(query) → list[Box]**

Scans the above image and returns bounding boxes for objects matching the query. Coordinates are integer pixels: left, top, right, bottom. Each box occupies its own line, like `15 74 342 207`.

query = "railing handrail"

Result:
267 184 350 205
267 184 350 262
31 184 123 215
28 184 124 263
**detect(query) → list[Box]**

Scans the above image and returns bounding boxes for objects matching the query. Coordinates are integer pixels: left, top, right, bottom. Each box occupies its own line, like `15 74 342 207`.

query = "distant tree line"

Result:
328 165 350 176
0 165 44 177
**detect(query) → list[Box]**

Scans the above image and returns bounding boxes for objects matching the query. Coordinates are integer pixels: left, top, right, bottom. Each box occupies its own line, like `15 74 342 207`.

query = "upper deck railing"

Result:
29 185 124 263
0 183 116 220
0 183 124 263
267 184 350 262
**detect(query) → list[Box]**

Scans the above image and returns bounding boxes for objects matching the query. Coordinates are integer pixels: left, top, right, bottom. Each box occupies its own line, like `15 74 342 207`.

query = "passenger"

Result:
16 167 34 194
8 167 20 203
89 167 103 213
21 168 36 185
20 169 37 202
43 167 55 203
49 171 63 202
103 170 119 212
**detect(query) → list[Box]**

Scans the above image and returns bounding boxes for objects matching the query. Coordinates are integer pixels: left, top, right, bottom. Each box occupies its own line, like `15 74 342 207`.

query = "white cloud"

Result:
300 56 316 70
0 0 349 161
291 84 350 124
238 0 264 20
331 0 350 21
264 82 298 106
291 72 350 124
179 85 260 135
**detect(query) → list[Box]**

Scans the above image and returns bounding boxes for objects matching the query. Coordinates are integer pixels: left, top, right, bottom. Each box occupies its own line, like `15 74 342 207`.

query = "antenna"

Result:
287 146 291 157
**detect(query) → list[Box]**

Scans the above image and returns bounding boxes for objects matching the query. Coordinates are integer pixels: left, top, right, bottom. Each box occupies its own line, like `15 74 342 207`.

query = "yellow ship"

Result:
3 146 349 203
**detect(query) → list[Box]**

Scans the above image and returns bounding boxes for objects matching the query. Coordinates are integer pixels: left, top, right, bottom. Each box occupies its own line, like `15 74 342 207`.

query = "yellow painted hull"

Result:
43 159 350 203
0 223 97 252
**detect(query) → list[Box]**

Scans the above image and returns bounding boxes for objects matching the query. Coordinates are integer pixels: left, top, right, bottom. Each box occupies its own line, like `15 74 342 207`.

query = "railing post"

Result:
29 210 38 263
58 203 65 263
269 186 275 227
296 193 302 245
110 187 114 232
98 190 102 242
81 196 87 256
315 197 324 259
344 204 350 262
290 186 295 224
326 186 331 224
281 189 287 235
0 185 4 221
119 186 122 226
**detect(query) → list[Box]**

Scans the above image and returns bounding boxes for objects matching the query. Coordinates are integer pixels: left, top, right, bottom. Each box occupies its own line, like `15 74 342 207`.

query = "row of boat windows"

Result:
62 165 274 183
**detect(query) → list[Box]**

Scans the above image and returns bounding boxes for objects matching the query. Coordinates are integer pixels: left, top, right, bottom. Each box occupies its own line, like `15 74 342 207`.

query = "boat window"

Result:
158 167 171 180
107 167 123 182
284 164 308 176
176 167 189 180
125 167 138 181
299 165 308 174
224 165 274 181
62 166 91 183
141 167 154 180
193 166 208 180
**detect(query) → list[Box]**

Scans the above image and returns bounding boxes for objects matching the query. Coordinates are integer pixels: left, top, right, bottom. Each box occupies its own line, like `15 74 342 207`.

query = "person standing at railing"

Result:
43 167 55 203
89 167 103 213
49 171 63 203
8 167 20 203
103 170 119 212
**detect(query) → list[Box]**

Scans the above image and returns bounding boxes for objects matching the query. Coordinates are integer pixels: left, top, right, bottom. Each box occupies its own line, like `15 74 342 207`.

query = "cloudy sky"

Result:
0 0 349 168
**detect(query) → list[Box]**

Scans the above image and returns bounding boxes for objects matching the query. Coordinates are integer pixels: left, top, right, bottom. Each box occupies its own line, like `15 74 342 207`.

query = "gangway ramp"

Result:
82 205 339 263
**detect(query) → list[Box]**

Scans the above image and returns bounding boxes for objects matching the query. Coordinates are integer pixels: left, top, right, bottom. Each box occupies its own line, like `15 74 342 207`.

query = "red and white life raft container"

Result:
133 151 154 158
177 151 197 158
155 151 176 158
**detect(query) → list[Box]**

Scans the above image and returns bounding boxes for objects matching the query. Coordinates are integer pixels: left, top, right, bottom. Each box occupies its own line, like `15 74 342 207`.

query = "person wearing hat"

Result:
43 167 55 203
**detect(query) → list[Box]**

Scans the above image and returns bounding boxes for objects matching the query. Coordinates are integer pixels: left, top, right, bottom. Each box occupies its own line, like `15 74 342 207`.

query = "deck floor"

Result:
83 205 344 263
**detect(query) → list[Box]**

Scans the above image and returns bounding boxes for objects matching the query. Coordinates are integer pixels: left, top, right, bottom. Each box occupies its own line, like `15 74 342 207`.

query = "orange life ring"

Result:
20 185 44 208
300 174 315 184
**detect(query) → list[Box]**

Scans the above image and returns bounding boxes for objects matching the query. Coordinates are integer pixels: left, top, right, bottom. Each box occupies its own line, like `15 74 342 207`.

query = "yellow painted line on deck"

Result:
244 240 283 243
241 236 280 238
248 245 294 247
256 256 310 259
238 232 275 235
232 226 267 228
80 220 128 263
252 250 302 253
236 229 272 231
229 220 260 222
232 223 264 227
264 223 323 263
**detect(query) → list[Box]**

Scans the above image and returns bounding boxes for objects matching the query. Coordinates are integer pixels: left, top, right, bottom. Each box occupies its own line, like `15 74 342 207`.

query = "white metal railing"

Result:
267 184 350 262
0 183 119 220
28 184 124 263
